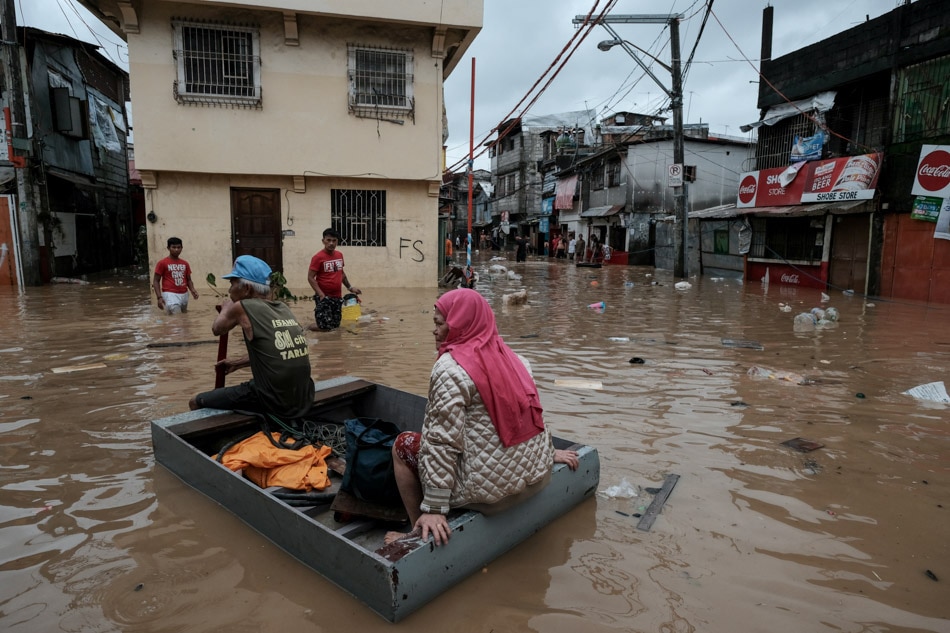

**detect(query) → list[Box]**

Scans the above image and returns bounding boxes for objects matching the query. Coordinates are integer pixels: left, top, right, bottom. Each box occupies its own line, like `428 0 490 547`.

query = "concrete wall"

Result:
759 0 950 107
125 0 480 288
146 173 435 291
128 4 444 179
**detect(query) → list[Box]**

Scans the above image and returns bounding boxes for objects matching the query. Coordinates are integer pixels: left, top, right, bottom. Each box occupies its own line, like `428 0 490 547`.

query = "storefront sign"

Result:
800 153 881 202
911 196 943 222
737 153 882 207
911 145 950 198
736 166 806 207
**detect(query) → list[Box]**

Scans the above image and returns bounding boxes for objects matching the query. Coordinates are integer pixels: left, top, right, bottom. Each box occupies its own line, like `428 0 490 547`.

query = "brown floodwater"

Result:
0 254 947 632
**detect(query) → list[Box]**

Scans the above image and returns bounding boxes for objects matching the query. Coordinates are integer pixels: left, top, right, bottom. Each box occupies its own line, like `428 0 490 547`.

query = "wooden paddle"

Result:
214 304 227 388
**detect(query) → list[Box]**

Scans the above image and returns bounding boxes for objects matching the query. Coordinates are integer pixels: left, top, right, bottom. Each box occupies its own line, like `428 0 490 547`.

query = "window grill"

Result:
893 55 950 144
173 20 261 107
331 189 387 247
755 114 814 170
347 45 414 120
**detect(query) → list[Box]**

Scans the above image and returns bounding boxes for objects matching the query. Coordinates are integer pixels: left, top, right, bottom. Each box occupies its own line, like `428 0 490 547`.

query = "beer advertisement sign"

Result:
736 153 882 207
799 153 881 203
911 145 950 198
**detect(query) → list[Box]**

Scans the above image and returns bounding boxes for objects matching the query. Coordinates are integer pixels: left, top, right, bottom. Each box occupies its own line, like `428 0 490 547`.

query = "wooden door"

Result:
828 214 870 293
230 188 282 272
0 195 18 286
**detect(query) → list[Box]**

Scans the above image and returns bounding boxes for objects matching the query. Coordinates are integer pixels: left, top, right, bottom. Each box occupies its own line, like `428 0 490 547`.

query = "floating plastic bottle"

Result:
588 301 606 313
824 307 839 322
793 312 817 332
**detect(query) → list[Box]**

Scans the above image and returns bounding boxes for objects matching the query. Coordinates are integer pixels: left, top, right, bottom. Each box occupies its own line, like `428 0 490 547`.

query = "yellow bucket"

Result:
341 304 362 320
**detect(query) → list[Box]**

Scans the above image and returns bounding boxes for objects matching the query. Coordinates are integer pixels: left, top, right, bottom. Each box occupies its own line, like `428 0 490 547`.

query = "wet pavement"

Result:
0 254 947 632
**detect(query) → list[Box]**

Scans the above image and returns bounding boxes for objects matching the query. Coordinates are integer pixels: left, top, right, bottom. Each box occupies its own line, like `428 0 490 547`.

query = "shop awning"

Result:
46 166 99 187
685 199 871 221
581 204 624 218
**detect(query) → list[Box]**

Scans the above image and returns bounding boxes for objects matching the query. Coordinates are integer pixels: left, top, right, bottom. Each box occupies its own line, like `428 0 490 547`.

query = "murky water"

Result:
1 255 947 632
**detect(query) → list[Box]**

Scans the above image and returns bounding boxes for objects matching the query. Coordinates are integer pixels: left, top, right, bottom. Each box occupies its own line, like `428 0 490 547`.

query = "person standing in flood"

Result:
514 233 528 263
307 228 361 331
152 237 199 314
574 233 586 265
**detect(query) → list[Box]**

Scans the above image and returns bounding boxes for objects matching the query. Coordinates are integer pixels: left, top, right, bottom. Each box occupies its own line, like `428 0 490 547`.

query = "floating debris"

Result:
781 437 824 452
554 379 603 390
722 338 764 350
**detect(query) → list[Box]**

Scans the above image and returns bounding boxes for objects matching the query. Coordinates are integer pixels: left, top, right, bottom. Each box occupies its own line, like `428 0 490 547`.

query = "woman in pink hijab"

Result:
385 288 578 546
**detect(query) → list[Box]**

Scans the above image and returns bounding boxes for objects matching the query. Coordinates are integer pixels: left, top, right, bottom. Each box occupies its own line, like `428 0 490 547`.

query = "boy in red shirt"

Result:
152 237 199 314
307 228 361 331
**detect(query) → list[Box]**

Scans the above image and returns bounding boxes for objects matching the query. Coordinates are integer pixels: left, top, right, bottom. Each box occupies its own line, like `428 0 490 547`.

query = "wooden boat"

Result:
150 375 600 622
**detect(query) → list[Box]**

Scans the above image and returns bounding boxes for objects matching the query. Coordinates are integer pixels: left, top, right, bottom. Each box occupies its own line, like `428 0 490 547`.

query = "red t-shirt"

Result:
309 249 345 298
154 257 191 293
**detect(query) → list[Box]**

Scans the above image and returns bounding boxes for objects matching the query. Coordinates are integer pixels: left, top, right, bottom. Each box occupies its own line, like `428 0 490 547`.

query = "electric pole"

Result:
1 0 41 285
575 12 689 277
669 17 688 279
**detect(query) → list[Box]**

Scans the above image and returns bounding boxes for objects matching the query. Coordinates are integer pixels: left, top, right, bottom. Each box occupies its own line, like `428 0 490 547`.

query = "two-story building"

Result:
490 109 596 253
78 0 481 290
548 115 752 268
737 0 950 301
0 27 132 284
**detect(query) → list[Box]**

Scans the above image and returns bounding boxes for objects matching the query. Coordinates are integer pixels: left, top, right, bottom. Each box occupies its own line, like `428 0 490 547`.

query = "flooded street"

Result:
1 254 947 632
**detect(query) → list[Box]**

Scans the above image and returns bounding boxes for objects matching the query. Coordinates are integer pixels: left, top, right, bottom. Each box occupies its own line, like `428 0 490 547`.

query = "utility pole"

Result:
575 12 689 277
669 18 688 279
1 0 41 285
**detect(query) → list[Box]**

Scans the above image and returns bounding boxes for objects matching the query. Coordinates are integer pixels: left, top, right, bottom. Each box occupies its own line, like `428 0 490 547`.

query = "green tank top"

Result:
241 299 315 418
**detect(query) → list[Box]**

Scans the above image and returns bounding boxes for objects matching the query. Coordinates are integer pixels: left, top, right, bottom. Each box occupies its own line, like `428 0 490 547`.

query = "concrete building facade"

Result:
78 0 481 290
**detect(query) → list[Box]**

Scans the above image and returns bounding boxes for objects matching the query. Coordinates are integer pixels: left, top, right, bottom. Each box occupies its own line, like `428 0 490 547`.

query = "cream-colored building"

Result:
78 0 482 290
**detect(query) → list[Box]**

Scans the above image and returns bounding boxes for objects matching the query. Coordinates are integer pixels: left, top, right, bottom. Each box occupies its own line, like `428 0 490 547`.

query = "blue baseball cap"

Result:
222 255 272 286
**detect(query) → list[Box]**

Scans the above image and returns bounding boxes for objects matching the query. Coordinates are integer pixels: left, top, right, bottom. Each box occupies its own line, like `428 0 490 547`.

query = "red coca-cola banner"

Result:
737 153 882 208
911 145 950 198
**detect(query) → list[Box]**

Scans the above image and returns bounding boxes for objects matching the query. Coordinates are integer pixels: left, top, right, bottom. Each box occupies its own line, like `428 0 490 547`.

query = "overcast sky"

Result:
443 0 901 170
22 0 900 171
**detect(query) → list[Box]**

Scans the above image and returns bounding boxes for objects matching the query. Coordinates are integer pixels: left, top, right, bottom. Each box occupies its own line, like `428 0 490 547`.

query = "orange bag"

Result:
217 432 332 491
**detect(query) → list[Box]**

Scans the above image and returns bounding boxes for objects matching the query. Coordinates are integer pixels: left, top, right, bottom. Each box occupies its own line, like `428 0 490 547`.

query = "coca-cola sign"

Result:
737 174 757 206
780 273 800 284
912 145 950 198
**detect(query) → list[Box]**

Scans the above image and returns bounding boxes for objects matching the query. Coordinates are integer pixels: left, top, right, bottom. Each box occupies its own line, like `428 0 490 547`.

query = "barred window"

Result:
347 45 413 116
172 20 261 107
331 189 387 247
590 164 605 190
607 161 621 187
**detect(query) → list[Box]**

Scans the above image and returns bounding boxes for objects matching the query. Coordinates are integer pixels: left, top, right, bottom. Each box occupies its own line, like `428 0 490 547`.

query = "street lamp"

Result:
589 17 689 278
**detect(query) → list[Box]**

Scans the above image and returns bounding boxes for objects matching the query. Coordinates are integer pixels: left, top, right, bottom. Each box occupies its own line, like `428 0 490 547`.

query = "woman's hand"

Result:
415 512 451 546
554 449 579 471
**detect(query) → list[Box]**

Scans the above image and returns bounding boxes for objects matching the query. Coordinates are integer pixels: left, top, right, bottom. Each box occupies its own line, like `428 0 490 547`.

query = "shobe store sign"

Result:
736 153 882 208
911 145 950 199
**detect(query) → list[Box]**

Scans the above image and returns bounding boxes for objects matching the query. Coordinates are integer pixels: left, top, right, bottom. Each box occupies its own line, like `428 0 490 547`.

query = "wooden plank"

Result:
311 379 377 409
636 474 680 532
51 363 107 373
167 412 257 438
165 380 377 439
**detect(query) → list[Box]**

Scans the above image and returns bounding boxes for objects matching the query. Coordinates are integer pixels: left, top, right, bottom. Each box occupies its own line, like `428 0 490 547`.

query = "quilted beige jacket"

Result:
418 352 554 513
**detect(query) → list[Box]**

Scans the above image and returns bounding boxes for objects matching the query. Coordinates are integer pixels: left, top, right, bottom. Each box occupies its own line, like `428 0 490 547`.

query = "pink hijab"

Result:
435 288 545 447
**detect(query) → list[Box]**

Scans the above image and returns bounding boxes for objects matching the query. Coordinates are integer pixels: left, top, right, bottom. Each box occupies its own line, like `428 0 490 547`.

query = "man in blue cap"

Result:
189 255 315 419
